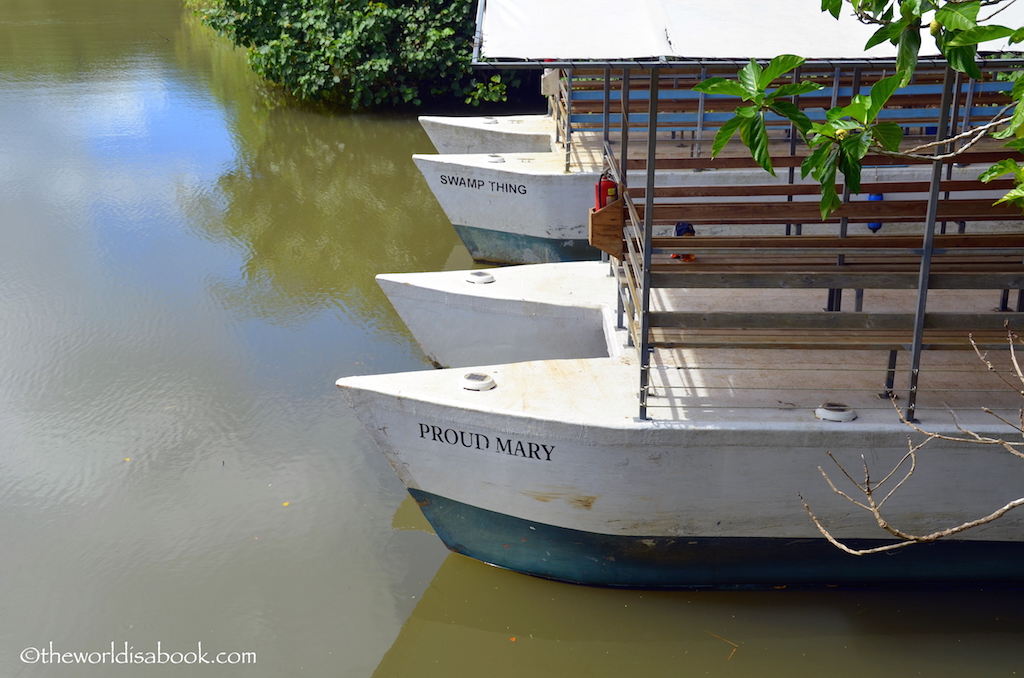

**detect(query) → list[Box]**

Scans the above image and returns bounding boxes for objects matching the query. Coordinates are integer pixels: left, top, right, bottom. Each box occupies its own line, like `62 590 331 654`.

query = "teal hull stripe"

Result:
452 224 600 264
409 489 1024 588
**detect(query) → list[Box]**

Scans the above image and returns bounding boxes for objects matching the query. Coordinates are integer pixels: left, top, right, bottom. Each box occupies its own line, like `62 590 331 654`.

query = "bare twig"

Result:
901 111 1013 154
800 328 1024 554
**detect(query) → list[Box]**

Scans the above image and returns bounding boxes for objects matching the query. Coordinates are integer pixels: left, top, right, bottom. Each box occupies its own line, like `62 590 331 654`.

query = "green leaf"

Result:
818 147 843 219
935 1 979 30
737 59 763 97
692 77 750 98
833 96 871 124
839 134 871 193
994 103 1024 139
770 100 814 136
768 81 824 99
900 0 923 20
822 0 842 19
993 186 1024 205
865 74 901 123
742 115 775 176
896 20 922 85
945 24 1015 46
844 130 874 161
979 158 1022 182
711 116 745 157
871 121 905 151
1011 26 1024 44
735 105 759 118
865 20 907 49
944 43 981 79
758 54 806 89
801 142 832 180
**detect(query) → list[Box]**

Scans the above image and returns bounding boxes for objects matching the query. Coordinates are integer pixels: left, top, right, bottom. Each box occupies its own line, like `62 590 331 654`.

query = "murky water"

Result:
0 1 1022 676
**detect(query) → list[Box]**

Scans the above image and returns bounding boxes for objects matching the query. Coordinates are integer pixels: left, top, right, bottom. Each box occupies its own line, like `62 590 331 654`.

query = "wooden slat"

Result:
645 328 1014 351
648 233 1024 251
648 270 1024 290
631 178 1015 200
626 150 1018 170
647 312 1021 331
639 199 1023 224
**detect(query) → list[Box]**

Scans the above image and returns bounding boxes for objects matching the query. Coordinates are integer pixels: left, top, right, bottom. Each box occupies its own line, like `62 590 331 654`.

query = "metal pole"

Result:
620 69 630 188
616 68 630 333
471 0 486 63
564 69 573 172
940 71 964 235
829 67 858 312
695 66 706 157
638 66 660 420
905 66 956 422
786 67 801 236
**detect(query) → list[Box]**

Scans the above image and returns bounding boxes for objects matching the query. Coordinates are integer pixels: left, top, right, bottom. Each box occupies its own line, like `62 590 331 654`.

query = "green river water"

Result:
0 1 1022 676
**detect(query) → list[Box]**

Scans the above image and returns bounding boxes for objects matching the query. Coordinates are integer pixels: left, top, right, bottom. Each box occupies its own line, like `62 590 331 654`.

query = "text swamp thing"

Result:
419 424 554 461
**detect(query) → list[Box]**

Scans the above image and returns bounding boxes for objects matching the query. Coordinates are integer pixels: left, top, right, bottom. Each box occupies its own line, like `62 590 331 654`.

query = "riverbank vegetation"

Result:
191 0 522 110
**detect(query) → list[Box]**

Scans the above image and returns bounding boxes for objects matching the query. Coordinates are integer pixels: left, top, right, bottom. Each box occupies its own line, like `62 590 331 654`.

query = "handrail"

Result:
590 64 1024 420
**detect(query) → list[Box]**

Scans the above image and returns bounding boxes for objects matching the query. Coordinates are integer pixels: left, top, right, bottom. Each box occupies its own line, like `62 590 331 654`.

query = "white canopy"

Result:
477 0 1024 62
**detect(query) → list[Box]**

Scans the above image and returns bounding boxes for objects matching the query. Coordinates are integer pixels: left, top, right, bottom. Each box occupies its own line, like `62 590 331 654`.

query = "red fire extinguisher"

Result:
595 175 617 209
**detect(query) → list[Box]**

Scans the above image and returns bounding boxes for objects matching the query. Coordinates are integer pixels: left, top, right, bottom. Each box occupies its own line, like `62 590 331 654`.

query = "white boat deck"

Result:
377 261 1024 425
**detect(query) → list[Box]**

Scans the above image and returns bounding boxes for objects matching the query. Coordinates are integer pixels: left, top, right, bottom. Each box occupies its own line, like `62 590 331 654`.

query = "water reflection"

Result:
0 1 458 675
3 1 1020 676
379 548 1024 678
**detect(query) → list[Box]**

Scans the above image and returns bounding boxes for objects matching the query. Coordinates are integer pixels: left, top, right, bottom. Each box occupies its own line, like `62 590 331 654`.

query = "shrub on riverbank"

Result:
195 0 518 109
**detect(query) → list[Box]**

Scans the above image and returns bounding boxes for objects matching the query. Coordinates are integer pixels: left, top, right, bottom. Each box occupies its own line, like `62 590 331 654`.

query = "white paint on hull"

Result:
378 261 1005 370
338 356 1024 542
413 152 597 241
416 152 1014 257
376 261 615 368
419 114 556 154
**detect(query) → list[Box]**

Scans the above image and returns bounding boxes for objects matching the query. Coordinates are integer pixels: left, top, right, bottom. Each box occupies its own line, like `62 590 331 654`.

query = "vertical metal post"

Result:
883 349 898 398
940 71 964 235
600 68 612 265
638 66 660 420
616 69 631 332
602 68 611 153
831 67 860 312
957 77 975 236
905 66 956 422
620 69 630 188
564 69 573 173
695 66 706 157
786 67 801 237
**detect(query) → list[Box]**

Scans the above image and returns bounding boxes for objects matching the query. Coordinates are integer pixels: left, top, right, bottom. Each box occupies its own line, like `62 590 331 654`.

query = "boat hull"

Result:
419 114 555 154
412 153 601 264
376 262 615 368
452 223 597 265
338 357 1024 588
412 488 1024 587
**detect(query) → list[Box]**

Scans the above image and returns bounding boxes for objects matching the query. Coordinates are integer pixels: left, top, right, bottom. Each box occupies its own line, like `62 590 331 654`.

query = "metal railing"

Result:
597 65 1024 421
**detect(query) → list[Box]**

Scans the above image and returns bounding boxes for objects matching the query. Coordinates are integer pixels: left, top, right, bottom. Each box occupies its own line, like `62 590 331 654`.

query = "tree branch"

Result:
801 328 1024 554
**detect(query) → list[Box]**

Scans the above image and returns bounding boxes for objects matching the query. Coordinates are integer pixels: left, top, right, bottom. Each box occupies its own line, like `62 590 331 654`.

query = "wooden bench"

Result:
603 159 1024 404
559 67 1013 142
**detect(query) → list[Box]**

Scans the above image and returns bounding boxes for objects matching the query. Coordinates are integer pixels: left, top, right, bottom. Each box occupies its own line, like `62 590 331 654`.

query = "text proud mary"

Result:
418 423 554 461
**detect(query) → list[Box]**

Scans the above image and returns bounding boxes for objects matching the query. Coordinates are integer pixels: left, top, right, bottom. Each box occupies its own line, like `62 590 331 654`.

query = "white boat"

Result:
376 261 617 368
418 114 556 155
341 0 1024 586
412 151 602 264
338 351 1024 586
